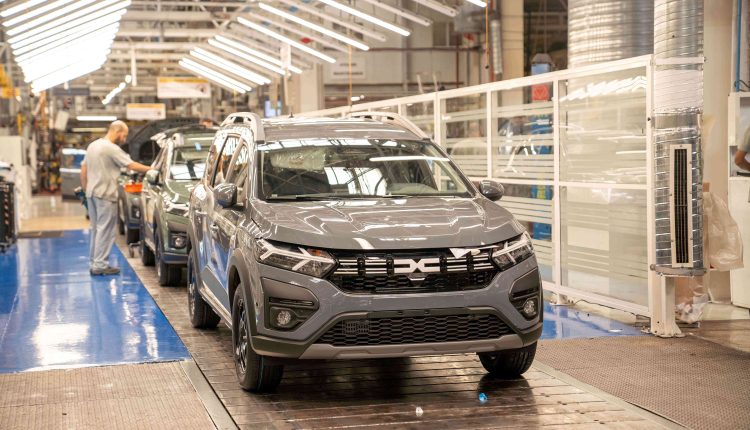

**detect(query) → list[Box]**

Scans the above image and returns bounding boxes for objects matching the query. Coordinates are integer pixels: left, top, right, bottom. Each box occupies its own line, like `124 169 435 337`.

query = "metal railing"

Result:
301 55 657 318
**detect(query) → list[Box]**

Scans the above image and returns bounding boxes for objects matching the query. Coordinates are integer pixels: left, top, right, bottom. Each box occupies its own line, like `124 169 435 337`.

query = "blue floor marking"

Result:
541 301 643 339
0 230 188 373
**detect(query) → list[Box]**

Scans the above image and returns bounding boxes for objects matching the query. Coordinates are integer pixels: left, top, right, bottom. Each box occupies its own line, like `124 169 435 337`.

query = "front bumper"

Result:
248 256 542 359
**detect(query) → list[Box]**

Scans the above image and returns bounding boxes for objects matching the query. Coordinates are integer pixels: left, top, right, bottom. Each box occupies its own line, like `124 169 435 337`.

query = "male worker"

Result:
735 127 750 171
80 121 150 275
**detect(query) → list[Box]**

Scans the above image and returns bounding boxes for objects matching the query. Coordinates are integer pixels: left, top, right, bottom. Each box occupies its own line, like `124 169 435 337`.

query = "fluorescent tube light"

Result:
6 0 105 36
464 0 487 7
180 62 248 94
214 35 303 74
190 48 271 85
23 51 110 82
10 0 129 48
317 0 410 36
208 39 287 76
180 58 253 93
77 115 118 121
13 11 123 55
274 0 386 42
237 17 336 63
3 0 76 27
31 58 106 93
355 0 432 27
258 3 369 51
15 23 118 63
0 0 46 18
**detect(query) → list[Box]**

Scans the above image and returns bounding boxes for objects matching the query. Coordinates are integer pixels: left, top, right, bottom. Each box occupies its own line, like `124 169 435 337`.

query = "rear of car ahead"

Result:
186 113 542 393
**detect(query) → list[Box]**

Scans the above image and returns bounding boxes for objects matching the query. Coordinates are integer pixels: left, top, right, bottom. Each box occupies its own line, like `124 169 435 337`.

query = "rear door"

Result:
142 145 167 246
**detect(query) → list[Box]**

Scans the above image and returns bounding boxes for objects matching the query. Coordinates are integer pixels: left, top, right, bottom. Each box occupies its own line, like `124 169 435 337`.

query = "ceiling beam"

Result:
117 28 217 38
111 42 193 50
122 10 226 22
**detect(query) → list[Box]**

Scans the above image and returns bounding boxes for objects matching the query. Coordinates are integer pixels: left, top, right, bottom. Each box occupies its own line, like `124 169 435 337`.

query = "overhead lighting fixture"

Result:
180 58 253 93
13 13 122 56
214 35 303 74
4 0 114 36
274 0 386 42
31 57 107 93
407 0 458 17
317 0 410 36
15 23 119 64
3 0 77 27
190 48 271 85
0 0 47 18
464 0 487 7
6 0 129 92
258 3 369 51
208 39 287 76
77 115 118 121
356 0 432 27
237 17 336 63
9 0 129 48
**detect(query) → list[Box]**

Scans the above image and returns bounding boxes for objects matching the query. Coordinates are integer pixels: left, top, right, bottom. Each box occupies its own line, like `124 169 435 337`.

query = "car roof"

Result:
160 124 217 138
258 117 426 142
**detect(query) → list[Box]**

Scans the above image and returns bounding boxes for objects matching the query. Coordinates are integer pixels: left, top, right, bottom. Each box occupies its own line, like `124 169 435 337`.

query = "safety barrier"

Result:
302 55 656 318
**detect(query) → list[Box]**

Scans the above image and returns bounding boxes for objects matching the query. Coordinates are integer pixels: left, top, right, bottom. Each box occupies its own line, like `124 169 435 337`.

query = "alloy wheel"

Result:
235 298 249 375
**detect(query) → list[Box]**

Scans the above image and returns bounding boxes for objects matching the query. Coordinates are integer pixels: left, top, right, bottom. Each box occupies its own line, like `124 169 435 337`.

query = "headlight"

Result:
255 239 336 278
169 232 188 249
491 232 534 271
131 206 141 219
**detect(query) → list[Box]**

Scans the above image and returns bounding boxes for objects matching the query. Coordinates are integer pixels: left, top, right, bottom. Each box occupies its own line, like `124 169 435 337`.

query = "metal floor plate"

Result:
0 361 215 430
537 336 750 430
119 238 665 430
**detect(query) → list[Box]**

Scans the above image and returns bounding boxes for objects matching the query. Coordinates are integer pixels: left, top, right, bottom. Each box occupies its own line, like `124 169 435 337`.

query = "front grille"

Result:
315 313 511 346
329 250 497 294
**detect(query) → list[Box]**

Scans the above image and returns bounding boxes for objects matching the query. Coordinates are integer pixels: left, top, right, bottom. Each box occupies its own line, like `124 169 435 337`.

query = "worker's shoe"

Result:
90 266 121 276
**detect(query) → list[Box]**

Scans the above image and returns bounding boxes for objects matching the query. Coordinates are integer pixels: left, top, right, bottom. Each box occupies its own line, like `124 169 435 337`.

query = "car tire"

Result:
232 286 283 392
125 224 139 244
187 250 220 329
155 234 182 286
140 229 155 266
478 342 537 378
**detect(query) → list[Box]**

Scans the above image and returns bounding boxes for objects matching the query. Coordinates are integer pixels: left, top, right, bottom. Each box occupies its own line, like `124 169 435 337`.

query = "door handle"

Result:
195 210 207 216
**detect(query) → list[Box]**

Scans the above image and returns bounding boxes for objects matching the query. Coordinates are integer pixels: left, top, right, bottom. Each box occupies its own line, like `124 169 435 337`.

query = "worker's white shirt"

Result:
83 138 133 202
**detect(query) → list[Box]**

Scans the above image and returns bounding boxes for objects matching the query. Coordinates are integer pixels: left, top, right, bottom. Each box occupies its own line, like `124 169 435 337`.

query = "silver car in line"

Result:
186 112 543 392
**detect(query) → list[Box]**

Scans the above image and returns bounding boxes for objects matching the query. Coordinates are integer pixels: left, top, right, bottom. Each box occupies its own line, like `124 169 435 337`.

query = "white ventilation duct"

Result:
568 0 654 68
652 0 705 275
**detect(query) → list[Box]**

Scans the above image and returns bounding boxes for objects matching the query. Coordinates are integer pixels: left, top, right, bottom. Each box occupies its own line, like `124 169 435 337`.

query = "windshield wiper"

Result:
266 194 346 201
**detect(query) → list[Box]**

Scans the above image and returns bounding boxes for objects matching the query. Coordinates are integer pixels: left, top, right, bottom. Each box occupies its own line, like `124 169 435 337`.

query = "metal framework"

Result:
301 55 679 329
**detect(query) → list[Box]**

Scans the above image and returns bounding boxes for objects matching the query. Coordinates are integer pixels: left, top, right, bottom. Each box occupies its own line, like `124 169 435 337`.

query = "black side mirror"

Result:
479 179 504 201
145 169 160 186
214 183 238 208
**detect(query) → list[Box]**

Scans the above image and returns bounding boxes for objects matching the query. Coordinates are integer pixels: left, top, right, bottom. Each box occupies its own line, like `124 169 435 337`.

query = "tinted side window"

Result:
226 144 250 197
212 135 239 187
204 134 227 186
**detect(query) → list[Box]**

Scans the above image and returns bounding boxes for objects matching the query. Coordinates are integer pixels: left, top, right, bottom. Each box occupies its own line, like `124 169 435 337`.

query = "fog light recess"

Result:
269 306 297 329
522 298 537 318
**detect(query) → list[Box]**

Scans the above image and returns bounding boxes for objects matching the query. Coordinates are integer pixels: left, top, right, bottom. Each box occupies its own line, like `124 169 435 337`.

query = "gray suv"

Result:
187 112 542 392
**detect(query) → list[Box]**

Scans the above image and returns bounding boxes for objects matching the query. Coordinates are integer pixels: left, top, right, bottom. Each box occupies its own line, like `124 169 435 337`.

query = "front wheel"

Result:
187 250 220 329
478 342 537 378
232 286 283 392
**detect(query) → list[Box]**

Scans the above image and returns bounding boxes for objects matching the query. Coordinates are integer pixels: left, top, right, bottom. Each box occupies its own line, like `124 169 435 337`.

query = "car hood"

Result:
163 180 197 204
250 197 524 250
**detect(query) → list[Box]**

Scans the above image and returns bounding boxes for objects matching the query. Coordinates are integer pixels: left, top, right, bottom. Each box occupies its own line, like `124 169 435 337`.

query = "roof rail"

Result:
348 111 430 139
220 112 266 142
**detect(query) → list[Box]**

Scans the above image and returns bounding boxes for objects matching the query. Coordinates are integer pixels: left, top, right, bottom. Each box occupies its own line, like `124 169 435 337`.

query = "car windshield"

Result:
258 138 473 200
170 134 213 180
